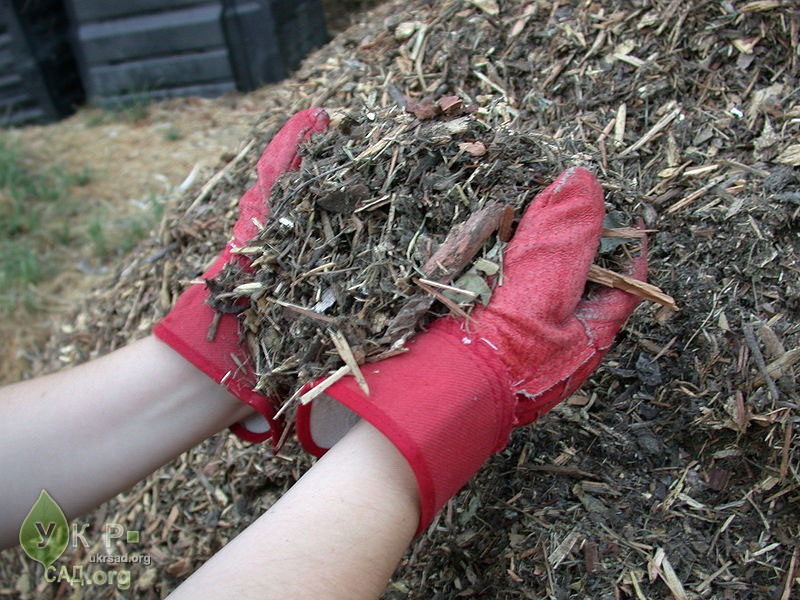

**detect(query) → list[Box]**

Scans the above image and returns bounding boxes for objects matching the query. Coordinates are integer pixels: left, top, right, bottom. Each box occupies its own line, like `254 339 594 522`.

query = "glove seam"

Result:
425 325 515 453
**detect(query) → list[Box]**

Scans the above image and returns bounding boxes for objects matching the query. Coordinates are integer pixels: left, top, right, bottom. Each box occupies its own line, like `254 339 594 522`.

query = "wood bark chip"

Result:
421 203 505 281
498 204 516 242
384 202 505 341
587 264 677 310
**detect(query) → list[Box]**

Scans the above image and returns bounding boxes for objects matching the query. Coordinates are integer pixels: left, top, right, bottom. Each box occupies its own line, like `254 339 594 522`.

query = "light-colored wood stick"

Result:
299 365 352 405
588 264 678 310
329 329 370 395
602 227 655 238
619 104 681 157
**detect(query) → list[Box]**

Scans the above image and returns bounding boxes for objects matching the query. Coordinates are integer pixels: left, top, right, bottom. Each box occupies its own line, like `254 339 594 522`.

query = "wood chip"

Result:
743 323 780 402
619 103 681 156
588 264 678 310
753 348 800 390
602 227 652 238
740 0 783 11
329 329 370 395
467 0 499 16
660 552 690 600
548 529 581 569
776 144 800 166
299 365 352 405
498 204 516 242
458 140 487 156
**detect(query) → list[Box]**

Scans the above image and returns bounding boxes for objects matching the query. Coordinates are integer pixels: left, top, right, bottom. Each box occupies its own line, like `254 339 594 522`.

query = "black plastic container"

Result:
0 0 83 125
222 0 328 89
65 0 328 106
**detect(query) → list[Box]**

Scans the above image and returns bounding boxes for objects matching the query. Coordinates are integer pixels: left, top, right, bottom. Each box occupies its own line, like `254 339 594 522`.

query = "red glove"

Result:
154 108 329 445
296 167 647 532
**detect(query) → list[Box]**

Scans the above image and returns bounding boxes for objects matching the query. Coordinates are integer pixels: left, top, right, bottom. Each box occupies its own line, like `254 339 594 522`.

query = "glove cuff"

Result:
153 278 281 446
296 320 516 534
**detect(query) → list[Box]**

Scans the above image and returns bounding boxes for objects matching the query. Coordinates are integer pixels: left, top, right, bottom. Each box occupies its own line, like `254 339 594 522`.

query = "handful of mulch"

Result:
208 104 669 407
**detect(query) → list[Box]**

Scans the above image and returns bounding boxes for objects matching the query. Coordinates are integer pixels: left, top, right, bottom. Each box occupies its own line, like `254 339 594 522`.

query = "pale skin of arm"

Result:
0 335 419 599
169 419 419 599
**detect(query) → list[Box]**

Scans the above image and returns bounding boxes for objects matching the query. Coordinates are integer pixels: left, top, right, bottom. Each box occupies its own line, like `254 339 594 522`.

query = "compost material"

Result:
208 105 646 402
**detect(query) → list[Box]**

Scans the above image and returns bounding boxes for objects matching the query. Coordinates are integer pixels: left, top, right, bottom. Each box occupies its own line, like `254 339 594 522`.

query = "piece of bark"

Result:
383 203 505 343
421 203 505 280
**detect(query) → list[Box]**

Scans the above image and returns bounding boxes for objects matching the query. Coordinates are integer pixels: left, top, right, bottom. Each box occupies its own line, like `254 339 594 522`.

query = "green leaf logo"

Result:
19 490 69 568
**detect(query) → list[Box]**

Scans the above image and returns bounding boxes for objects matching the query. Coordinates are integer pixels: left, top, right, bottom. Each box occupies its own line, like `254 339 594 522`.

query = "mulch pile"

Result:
3 0 798 598
209 104 646 404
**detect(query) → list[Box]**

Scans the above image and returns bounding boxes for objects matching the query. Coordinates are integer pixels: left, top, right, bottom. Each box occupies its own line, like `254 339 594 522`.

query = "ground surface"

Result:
0 84 277 382
1 1 798 599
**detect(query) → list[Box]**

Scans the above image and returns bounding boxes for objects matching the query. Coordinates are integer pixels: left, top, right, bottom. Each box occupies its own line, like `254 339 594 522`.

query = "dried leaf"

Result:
451 271 493 304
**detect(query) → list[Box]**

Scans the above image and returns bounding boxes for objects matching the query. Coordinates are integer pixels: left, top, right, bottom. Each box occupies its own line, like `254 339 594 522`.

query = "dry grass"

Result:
0 91 283 383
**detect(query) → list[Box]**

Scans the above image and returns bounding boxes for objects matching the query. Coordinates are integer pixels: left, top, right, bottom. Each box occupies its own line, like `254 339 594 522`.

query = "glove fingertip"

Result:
307 107 330 132
257 107 330 175
529 166 604 214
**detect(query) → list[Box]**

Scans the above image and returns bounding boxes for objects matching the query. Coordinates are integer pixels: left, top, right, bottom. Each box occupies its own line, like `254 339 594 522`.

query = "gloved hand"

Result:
296 167 647 532
154 108 329 445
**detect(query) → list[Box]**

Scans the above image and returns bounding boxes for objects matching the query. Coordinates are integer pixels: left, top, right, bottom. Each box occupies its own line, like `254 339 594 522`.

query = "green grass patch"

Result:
0 126 163 313
0 240 43 311
162 124 183 141
85 96 152 127
85 196 164 260
0 132 163 314
0 135 93 311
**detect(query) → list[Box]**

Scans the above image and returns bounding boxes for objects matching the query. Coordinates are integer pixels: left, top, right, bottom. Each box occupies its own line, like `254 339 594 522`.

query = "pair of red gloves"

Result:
154 109 647 533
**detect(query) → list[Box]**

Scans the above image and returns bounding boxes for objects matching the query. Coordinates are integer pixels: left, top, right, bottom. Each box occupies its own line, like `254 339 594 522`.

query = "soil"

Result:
1 0 797 599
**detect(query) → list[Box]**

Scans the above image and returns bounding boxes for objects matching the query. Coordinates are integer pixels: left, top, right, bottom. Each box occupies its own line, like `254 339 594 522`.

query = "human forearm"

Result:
0 335 253 548
169 419 419 600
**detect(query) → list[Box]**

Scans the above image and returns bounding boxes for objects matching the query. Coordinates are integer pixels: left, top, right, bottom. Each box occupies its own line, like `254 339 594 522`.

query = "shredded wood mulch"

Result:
209 105 653 407
2 1 798 598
